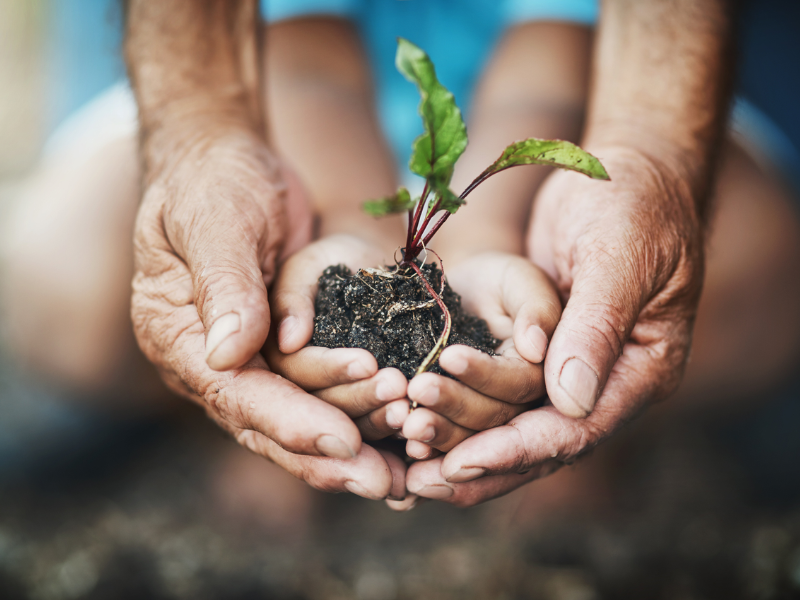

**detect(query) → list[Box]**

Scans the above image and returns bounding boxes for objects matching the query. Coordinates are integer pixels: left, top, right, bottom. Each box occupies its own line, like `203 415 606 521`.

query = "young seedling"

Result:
361 38 610 383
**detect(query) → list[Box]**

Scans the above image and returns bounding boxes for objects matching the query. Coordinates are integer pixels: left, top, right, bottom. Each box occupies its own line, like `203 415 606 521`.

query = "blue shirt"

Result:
261 0 598 168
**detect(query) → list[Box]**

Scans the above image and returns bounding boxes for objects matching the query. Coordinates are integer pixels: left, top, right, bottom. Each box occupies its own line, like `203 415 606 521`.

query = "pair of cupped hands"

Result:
132 131 703 509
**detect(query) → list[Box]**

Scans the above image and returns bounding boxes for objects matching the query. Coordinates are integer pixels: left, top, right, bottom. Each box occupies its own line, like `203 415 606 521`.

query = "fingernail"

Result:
344 480 383 500
385 403 406 429
558 358 599 416
278 315 298 349
347 359 372 380
418 425 435 443
315 434 356 460
525 325 549 363
442 351 468 375
446 467 485 483
386 494 420 512
416 484 453 500
205 313 241 367
401 495 420 511
375 376 402 402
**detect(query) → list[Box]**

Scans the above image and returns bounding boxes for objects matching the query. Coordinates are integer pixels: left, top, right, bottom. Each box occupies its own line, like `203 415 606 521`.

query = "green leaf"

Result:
395 38 467 186
436 187 465 214
481 138 610 181
363 186 416 217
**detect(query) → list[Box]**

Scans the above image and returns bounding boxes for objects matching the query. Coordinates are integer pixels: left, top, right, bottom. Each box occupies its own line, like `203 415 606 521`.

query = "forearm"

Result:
584 0 735 210
266 18 404 255
125 0 266 178
438 23 592 264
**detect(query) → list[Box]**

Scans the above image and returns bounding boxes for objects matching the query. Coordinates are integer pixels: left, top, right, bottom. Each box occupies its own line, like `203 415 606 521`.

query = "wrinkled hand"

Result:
398 252 562 463
406 147 705 506
132 131 405 501
266 234 411 442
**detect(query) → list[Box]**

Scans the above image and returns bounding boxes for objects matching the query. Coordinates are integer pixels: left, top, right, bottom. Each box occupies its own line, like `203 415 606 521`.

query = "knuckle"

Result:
195 262 264 315
439 380 467 419
484 405 514 430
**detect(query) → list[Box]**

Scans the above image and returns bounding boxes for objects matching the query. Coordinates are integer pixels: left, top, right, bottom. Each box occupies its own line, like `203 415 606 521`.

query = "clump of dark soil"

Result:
311 262 499 379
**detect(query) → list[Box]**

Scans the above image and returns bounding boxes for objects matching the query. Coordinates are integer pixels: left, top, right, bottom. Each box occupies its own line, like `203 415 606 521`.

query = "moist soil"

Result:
311 262 499 379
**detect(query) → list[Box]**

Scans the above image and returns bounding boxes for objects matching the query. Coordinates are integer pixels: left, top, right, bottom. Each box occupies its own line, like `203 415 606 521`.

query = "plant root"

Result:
409 260 451 408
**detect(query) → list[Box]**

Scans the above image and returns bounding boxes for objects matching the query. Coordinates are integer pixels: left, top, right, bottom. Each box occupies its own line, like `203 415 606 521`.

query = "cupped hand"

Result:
405 146 705 506
132 130 402 500
399 252 562 460
265 234 412 441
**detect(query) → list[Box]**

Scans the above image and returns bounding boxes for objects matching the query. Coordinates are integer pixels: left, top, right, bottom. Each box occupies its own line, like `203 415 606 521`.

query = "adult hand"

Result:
405 147 705 505
265 234 411 442
131 131 403 500
399 252 562 460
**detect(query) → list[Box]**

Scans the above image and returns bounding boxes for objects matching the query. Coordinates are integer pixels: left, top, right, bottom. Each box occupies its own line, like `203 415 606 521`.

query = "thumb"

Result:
270 247 321 354
193 237 274 372
500 257 563 364
175 203 280 372
544 260 641 418
271 235 384 354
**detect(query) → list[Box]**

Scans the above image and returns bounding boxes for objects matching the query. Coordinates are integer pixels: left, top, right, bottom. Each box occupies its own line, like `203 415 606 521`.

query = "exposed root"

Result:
384 298 437 323
358 267 398 279
409 259 451 408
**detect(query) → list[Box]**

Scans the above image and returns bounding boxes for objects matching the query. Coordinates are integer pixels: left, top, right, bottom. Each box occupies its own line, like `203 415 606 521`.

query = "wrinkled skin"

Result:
265 235 565 509
131 131 407 501
405 147 706 506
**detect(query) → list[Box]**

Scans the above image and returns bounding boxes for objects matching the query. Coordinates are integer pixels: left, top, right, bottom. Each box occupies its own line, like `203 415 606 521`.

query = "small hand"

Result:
405 146 705 505
266 234 411 442
397 252 562 461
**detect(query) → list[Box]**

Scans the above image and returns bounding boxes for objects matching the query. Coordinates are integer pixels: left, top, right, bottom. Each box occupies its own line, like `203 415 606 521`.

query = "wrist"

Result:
580 136 709 219
142 121 275 185
583 122 717 217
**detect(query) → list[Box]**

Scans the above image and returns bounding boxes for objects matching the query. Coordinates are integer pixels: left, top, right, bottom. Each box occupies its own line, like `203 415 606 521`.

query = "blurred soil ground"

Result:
1 377 800 600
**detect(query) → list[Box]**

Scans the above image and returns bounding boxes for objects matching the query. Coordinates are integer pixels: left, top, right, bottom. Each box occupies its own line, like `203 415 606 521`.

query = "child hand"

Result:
265 234 412 441
399 252 562 459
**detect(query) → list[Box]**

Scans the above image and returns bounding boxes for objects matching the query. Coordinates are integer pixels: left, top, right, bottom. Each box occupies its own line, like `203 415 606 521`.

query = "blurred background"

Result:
1 1 800 599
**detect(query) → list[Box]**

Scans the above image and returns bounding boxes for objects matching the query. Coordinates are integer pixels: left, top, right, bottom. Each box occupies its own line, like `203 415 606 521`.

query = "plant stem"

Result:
418 167 507 249
408 260 451 402
404 182 429 261
409 198 441 251
422 210 450 247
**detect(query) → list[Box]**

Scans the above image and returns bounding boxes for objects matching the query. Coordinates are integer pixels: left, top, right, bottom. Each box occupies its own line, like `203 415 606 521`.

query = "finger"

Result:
408 368 534 432
385 494 423 512
543 243 652 417
212 361 365 460
428 334 675 505
267 340 378 391
450 253 562 364
405 439 441 460
133 262 366 461
402 407 475 453
161 180 284 373
243 432 394 499
354 399 410 441
436 406 589 483
375 448 408 501
270 235 379 353
438 346 545 406
134 297 364 460
406 455 557 507
498 255 562 363
314 368 407 417
269 248 320 354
